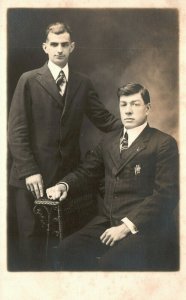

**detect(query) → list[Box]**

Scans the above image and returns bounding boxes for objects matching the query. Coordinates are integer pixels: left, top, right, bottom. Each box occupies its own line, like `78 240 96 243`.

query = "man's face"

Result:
119 92 150 129
42 32 75 68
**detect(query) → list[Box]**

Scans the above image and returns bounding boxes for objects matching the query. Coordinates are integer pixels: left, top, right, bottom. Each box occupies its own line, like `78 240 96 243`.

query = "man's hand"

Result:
46 184 68 201
25 174 44 199
100 223 130 247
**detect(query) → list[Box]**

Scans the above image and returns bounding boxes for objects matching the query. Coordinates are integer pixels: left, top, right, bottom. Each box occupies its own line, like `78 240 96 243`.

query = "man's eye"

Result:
62 43 70 47
50 43 58 47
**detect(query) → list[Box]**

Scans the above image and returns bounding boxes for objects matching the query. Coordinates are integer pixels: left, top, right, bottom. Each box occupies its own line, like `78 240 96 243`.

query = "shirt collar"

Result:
123 121 148 146
48 60 69 82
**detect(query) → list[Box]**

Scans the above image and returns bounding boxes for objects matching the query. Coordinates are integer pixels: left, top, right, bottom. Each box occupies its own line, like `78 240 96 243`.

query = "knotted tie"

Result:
56 70 66 96
120 131 128 152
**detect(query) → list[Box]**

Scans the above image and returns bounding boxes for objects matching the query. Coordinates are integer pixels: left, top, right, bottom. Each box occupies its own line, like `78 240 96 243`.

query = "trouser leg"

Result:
99 232 174 271
14 188 44 270
58 223 176 271
58 222 110 271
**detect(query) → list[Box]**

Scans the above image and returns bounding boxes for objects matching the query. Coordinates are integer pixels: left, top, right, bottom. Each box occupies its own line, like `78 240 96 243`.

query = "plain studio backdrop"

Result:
7 8 178 156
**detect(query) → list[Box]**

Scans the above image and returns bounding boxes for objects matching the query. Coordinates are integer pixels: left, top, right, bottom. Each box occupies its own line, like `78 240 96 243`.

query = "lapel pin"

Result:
134 164 141 175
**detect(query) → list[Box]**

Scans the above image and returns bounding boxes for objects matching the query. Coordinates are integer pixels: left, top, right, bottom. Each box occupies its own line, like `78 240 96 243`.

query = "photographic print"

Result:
1 0 186 299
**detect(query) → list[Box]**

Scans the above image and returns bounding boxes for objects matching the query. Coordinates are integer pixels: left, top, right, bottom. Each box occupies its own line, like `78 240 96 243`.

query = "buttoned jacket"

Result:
63 125 179 232
8 63 120 188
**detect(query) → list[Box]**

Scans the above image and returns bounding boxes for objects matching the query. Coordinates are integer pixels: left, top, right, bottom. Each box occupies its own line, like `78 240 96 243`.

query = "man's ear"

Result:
70 42 75 53
42 43 48 54
146 103 151 115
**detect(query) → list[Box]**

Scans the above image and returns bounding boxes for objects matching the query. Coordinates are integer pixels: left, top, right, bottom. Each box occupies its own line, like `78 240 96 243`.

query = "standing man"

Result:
47 83 179 271
8 22 121 270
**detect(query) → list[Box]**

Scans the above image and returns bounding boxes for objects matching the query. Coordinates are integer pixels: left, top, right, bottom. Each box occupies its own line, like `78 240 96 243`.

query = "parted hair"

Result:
117 82 150 104
45 22 72 41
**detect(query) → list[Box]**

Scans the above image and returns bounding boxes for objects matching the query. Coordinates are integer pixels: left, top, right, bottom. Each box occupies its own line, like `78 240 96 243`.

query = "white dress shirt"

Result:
120 121 147 149
48 60 69 95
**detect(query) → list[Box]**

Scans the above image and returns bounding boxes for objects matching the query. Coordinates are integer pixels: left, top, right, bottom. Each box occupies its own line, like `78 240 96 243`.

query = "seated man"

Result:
46 82 179 271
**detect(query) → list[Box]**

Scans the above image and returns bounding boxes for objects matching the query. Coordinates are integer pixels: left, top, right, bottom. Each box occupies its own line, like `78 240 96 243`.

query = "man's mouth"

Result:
56 55 65 59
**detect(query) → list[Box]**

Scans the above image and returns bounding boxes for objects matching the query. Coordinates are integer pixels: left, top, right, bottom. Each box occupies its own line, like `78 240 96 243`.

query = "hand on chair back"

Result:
46 183 68 201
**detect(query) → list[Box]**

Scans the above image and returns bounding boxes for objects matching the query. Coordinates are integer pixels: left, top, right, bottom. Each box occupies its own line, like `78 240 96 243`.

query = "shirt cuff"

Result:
56 181 69 192
121 217 139 234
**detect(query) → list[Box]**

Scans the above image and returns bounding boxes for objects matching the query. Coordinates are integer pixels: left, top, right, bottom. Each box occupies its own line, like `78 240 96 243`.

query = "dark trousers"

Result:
12 187 44 270
58 221 178 271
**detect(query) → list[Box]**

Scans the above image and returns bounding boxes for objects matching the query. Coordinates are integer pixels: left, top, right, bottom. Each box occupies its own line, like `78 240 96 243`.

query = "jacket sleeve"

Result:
62 142 105 197
85 79 122 132
8 75 40 179
126 136 179 230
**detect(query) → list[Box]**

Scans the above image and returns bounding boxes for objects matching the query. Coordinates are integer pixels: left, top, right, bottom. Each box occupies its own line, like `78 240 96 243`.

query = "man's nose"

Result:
57 45 63 53
125 104 133 114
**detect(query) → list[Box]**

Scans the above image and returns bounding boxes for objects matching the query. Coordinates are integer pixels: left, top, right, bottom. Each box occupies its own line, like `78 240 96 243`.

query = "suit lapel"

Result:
107 125 151 175
35 63 65 107
108 129 123 169
36 65 84 115
62 69 82 116
117 137 147 174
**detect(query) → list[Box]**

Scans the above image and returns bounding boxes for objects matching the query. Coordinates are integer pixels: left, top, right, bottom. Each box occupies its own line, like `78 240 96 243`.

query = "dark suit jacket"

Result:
63 125 179 233
8 63 121 188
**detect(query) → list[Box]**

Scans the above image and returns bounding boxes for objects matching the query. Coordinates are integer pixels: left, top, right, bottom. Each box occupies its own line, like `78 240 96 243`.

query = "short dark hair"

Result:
117 83 150 104
45 22 73 41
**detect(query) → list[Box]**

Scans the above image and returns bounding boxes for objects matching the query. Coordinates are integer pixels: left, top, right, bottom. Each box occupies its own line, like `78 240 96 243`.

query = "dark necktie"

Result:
56 70 66 96
120 131 128 152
